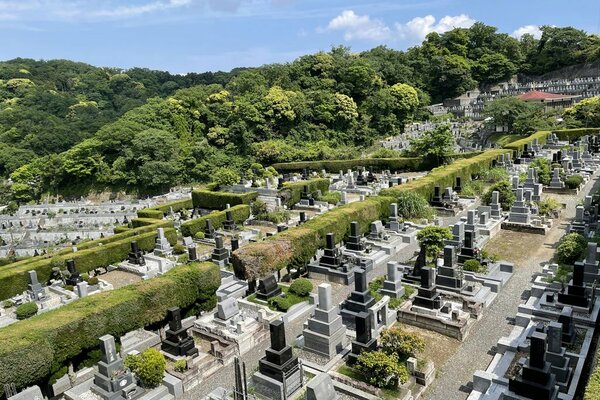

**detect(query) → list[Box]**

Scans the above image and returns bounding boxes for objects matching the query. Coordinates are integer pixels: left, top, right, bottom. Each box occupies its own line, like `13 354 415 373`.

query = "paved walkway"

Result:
425 175 600 400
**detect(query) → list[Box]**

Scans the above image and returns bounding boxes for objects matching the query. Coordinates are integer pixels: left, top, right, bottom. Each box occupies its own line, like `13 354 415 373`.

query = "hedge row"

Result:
0 262 220 395
180 204 251 237
270 153 483 174
232 196 394 280
271 158 422 173
380 149 509 200
136 198 193 219
0 220 173 274
552 127 600 142
192 190 258 210
281 178 330 208
502 130 551 154
0 228 177 298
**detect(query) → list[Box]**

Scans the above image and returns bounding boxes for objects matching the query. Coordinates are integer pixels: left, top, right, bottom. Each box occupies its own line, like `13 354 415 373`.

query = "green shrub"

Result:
173 243 186 255
173 359 187 373
556 233 588 265
126 348 166 388
536 197 561 216
463 259 486 273
319 191 342 205
460 180 485 196
565 175 583 189
180 205 250 237
395 191 434 220
289 278 313 296
192 190 258 210
2 300 13 309
87 277 99 285
417 226 452 261
0 262 220 395
194 231 205 240
269 296 292 311
380 327 425 361
480 167 509 183
529 158 551 186
355 350 408 388
15 302 38 320
482 181 515 210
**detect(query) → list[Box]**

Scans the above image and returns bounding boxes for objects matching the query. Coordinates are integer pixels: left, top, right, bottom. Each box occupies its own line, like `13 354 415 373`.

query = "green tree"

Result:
416 226 453 261
555 233 588 265
408 125 455 166
380 327 425 361
355 351 408 388
472 53 517 84
125 348 166 389
482 181 516 210
212 167 240 188
563 97 600 127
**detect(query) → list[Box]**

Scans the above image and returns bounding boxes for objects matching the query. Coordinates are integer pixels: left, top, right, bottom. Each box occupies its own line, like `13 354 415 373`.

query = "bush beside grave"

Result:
555 233 588 265
125 348 166 388
15 302 38 320
179 204 250 237
355 350 409 388
289 278 313 296
232 196 393 280
280 178 331 208
192 190 258 210
0 228 177 298
565 175 584 189
0 261 219 396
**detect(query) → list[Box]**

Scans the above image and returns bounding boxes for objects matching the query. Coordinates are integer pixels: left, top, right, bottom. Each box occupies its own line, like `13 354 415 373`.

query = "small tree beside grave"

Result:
380 327 425 361
125 348 166 389
416 226 452 262
483 181 515 210
289 278 313 296
15 302 38 320
463 259 486 273
556 233 587 265
356 350 409 388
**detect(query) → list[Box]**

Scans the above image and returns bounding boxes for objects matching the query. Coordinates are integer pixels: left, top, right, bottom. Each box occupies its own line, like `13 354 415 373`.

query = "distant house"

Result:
517 90 581 111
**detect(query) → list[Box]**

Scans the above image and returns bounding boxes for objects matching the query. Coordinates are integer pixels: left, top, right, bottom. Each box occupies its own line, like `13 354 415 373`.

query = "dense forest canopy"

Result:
1 23 599 203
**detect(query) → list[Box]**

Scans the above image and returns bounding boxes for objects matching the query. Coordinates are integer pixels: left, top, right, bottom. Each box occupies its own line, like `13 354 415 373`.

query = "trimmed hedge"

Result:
280 178 331 208
0 228 177 298
272 158 422 173
553 127 600 142
232 196 394 280
0 262 220 395
192 190 258 210
180 204 251 237
137 198 193 219
503 130 550 154
380 149 508 201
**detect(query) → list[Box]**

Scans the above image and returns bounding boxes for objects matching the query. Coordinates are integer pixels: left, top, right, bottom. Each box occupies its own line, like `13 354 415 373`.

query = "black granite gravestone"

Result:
413 267 442 310
557 262 589 308
127 241 145 266
205 220 216 239
65 259 83 286
161 307 199 358
256 275 282 301
348 311 377 364
319 233 343 269
345 221 365 252
223 210 236 231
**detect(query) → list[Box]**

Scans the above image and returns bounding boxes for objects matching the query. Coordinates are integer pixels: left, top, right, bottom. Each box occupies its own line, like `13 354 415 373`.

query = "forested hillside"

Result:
1 23 599 203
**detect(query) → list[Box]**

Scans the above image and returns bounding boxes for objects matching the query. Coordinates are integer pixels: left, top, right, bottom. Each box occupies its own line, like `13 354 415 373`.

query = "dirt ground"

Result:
100 270 142 289
483 228 559 266
395 322 461 369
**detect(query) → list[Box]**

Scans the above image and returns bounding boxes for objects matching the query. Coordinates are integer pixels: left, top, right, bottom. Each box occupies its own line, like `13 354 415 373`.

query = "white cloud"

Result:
325 10 391 41
396 14 475 42
83 0 192 18
512 25 542 39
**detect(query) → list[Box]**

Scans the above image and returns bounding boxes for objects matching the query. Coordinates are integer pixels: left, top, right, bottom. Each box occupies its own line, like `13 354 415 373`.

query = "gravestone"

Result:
161 307 199 358
348 311 377 364
557 262 590 308
508 332 558 400
436 246 465 291
211 236 230 267
303 283 346 358
431 186 443 207
413 267 442 310
256 275 282 301
319 233 343 268
91 335 138 400
153 227 172 256
549 168 564 189
223 210 236 231
387 203 403 232
345 221 365 252
76 281 88 298
545 321 572 385
341 268 376 327
454 176 462 193
127 241 145 266
254 320 303 400
216 297 239 321
27 270 46 301
65 259 84 286
204 220 216 240
188 245 198 261
380 262 405 298
306 372 339 400
367 220 385 241
558 307 576 346
490 190 502 218
508 188 531 224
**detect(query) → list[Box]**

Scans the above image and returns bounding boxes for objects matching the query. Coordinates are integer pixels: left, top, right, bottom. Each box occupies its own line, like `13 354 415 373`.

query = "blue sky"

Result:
1 0 599 73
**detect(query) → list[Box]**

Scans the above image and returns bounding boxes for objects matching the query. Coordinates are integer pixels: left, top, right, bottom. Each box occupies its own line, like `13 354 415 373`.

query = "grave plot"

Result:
429 180 476 217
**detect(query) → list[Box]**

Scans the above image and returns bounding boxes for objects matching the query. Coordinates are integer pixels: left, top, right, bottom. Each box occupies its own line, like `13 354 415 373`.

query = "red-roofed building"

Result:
517 90 581 110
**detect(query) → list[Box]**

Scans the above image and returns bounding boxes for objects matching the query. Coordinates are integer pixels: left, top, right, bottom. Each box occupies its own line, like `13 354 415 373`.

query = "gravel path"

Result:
425 175 600 400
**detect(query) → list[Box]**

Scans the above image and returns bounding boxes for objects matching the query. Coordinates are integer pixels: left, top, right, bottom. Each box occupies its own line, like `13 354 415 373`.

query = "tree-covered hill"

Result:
2 23 599 203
